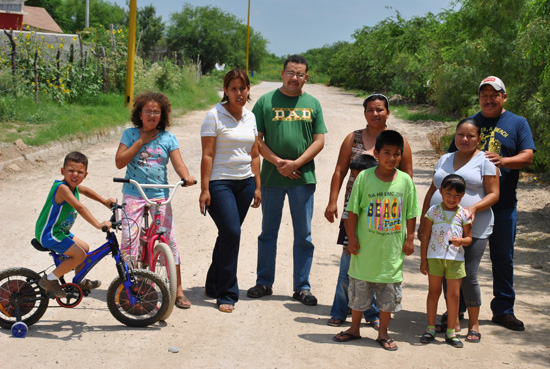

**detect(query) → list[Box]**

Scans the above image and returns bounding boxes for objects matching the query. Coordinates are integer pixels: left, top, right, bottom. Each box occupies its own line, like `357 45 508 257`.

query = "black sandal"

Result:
445 335 464 348
420 332 435 344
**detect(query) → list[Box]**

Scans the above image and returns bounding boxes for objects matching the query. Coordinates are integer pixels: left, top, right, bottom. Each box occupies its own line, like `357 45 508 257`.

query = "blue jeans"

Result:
256 184 315 291
205 178 255 305
329 247 379 322
489 207 517 315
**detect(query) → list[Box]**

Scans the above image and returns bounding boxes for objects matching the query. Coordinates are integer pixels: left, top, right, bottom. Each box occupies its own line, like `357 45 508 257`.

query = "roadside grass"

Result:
0 77 220 147
391 105 455 123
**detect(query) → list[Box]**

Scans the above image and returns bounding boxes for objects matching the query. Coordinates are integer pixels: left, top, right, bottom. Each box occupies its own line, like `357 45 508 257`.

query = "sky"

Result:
111 0 456 56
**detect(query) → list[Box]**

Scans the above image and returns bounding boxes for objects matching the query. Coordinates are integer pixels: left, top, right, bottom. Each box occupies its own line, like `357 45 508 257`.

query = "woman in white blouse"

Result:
200 69 261 313
419 118 499 342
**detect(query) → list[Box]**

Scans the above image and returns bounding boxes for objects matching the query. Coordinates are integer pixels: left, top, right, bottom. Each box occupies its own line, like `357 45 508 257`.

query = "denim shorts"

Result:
428 258 466 279
348 277 402 313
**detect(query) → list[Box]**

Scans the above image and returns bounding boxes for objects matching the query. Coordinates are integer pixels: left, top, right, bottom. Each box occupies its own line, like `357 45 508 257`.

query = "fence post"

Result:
56 49 61 87
3 30 16 76
110 24 116 53
3 30 17 96
34 50 38 102
79 35 84 67
100 46 107 93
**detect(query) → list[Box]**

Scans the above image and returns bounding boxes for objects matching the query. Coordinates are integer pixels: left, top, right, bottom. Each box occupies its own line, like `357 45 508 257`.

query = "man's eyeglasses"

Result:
143 110 161 116
284 71 307 79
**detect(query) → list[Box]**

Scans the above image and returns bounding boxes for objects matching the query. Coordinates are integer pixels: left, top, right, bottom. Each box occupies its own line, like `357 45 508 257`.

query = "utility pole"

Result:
125 0 137 106
85 0 89 28
246 0 250 75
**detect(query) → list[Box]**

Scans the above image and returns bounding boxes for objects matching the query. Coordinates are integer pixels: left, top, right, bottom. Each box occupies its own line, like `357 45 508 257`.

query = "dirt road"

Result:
1 82 549 368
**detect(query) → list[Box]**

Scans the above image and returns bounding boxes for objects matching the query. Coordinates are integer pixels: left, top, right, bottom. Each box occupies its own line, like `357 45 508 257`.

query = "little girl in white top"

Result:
419 174 472 348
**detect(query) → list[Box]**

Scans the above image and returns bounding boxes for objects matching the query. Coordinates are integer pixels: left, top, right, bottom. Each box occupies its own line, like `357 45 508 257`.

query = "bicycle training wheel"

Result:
150 242 177 320
106 269 170 327
0 268 49 330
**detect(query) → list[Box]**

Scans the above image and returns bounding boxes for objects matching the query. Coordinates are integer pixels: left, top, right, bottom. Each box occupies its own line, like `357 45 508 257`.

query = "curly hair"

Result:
221 69 251 103
131 91 171 131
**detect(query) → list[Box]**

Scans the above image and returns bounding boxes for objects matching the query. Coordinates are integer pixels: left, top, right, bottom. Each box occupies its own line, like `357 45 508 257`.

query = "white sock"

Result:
47 272 59 281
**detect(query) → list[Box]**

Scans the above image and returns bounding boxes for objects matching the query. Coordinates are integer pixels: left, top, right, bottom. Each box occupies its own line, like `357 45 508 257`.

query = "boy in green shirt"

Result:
35 152 113 298
333 130 420 351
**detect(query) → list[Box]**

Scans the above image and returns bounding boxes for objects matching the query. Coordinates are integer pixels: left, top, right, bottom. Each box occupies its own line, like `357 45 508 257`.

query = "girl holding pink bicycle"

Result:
115 91 195 309
200 69 261 313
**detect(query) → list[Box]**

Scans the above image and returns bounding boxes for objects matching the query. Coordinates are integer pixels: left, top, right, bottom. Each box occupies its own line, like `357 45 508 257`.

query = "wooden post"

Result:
110 24 116 53
3 30 17 95
100 46 107 93
56 49 61 86
79 34 84 67
34 50 39 102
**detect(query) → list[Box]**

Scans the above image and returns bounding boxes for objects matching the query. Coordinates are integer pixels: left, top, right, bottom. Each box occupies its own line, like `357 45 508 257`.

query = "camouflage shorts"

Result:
348 277 402 313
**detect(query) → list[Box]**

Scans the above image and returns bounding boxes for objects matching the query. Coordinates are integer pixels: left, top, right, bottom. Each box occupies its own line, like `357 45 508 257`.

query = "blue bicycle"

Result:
0 203 170 337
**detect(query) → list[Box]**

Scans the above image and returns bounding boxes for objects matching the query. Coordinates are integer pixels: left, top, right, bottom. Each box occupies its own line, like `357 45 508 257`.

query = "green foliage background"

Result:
1 0 549 173
303 0 550 172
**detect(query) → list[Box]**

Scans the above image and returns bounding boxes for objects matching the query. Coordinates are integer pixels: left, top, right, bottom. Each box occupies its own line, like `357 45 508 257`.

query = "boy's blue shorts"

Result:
41 233 75 254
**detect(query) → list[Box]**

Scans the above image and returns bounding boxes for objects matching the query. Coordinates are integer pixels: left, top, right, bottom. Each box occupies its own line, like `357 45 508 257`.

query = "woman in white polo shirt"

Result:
200 69 261 313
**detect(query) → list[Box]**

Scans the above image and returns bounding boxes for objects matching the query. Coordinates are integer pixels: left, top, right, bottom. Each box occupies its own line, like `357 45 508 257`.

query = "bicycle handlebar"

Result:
102 202 124 232
113 177 195 206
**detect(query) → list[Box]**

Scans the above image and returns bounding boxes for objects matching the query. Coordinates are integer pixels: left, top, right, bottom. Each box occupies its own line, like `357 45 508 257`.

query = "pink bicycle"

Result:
113 178 191 320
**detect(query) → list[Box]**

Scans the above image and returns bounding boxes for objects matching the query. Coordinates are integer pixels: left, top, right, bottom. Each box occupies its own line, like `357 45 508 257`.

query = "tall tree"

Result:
166 4 267 73
56 0 127 33
136 4 165 60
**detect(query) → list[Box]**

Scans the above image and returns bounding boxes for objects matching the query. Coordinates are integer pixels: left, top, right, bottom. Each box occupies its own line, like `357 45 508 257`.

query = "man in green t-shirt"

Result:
247 55 328 306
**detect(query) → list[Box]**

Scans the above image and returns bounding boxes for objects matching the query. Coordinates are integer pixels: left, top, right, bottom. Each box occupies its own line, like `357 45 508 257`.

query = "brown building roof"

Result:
23 5 63 33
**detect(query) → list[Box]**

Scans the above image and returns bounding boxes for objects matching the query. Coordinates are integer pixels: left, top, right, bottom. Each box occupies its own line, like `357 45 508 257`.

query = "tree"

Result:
166 4 267 73
56 0 127 33
136 4 165 60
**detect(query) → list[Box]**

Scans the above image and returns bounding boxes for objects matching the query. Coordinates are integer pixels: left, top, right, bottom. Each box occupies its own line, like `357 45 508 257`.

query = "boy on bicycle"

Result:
35 152 113 298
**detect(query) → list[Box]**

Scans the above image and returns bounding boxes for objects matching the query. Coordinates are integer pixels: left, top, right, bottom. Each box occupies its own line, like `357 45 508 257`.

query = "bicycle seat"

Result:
31 238 49 252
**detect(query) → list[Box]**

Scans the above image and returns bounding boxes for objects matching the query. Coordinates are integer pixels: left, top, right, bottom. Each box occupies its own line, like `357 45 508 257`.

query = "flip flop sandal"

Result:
332 331 361 342
175 295 191 309
376 338 398 351
327 317 344 327
465 330 481 343
218 304 234 313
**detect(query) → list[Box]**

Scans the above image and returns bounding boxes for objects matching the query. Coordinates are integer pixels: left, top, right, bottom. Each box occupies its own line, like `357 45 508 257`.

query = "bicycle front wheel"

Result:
0 267 49 330
106 269 170 327
150 242 177 320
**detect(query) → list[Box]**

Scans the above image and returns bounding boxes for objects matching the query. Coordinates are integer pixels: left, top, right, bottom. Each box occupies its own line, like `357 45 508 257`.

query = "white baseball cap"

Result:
479 76 506 93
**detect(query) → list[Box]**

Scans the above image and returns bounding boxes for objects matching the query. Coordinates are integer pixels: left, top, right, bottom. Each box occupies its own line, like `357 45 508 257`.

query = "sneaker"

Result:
491 314 525 331
247 284 273 298
292 289 317 306
79 279 101 290
38 275 67 298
